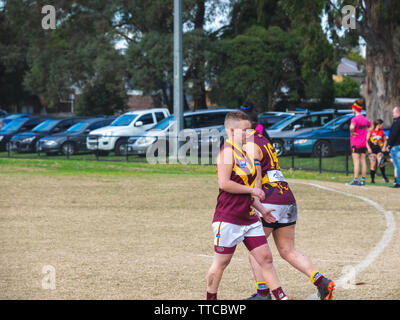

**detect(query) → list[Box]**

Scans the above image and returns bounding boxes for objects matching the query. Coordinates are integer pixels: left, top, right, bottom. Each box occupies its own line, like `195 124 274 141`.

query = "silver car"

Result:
127 109 233 158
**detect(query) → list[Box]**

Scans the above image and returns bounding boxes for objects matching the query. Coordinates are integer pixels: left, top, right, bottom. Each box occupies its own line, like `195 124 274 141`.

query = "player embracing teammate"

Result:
243 125 335 300
206 110 335 300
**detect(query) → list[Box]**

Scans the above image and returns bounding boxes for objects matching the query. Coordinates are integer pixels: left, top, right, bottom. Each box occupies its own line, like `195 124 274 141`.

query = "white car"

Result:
86 108 170 155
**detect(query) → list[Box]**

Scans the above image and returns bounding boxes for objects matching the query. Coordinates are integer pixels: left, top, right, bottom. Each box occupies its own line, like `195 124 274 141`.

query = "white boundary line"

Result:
300 182 396 300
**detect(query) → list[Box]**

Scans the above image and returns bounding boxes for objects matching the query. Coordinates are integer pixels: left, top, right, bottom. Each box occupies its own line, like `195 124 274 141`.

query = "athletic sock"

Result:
206 292 217 300
380 167 388 180
361 176 366 181
256 281 270 296
310 270 325 288
370 170 376 183
353 177 358 182
271 287 287 300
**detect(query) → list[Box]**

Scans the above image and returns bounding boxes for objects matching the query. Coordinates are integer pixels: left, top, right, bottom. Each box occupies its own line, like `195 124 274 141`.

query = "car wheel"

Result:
313 140 333 157
272 140 284 157
61 142 76 156
115 139 128 156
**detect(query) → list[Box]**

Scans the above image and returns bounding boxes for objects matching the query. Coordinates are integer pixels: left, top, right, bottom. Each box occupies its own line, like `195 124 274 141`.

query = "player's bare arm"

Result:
252 197 276 223
350 123 357 137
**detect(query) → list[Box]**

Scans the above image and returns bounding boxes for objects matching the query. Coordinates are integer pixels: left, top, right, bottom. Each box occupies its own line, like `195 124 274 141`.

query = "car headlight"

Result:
22 136 36 143
294 139 308 144
135 137 157 146
43 140 58 146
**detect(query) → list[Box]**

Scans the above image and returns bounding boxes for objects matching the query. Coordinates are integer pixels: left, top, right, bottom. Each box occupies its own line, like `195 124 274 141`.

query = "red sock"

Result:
272 287 287 300
206 292 217 300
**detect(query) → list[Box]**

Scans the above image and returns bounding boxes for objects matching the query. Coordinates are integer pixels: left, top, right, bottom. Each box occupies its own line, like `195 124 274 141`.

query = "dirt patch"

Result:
0 174 398 299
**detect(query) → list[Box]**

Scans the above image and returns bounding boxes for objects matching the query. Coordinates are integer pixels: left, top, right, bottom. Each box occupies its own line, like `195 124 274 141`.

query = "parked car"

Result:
86 108 170 156
10 117 88 153
37 117 116 156
292 112 366 157
0 113 31 129
0 116 53 152
266 109 354 156
258 112 294 129
127 109 233 156
0 109 7 118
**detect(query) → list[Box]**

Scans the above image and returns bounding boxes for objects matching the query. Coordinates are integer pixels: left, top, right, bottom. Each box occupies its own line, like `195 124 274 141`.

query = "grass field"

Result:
0 158 399 300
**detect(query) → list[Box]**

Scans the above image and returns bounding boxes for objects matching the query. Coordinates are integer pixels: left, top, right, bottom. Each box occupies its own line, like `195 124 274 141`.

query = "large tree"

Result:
285 0 400 124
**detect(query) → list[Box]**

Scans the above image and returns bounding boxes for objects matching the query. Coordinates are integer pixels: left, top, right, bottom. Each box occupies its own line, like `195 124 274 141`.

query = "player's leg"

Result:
273 224 335 300
350 152 361 185
369 153 377 183
246 227 274 300
272 224 316 275
377 152 389 182
249 244 289 300
360 152 367 185
206 251 234 300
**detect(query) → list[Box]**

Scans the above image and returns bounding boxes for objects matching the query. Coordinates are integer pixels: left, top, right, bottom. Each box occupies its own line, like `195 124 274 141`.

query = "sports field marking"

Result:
299 182 396 300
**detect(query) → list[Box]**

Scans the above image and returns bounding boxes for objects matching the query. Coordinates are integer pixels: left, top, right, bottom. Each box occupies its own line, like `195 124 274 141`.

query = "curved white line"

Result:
299 182 396 300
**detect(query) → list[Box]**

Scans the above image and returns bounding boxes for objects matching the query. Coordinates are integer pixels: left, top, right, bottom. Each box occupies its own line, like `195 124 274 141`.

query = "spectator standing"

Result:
348 99 372 186
384 106 400 188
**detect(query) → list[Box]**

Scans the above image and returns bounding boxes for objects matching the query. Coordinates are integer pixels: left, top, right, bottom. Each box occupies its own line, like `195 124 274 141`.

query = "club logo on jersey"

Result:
239 160 247 168
216 246 224 252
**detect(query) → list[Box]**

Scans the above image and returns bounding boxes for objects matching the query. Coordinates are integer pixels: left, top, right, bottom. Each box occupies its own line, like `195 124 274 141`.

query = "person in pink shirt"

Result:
348 99 372 186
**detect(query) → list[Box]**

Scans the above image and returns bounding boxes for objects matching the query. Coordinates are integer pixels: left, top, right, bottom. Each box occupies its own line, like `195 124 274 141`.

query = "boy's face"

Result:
229 120 252 145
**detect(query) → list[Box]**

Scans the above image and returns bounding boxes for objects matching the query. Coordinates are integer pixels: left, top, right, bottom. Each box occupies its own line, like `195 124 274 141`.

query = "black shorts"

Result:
261 217 296 230
368 142 382 154
352 146 367 154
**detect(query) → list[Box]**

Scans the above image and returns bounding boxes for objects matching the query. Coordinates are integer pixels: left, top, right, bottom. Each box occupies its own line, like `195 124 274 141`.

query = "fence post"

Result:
291 139 295 170
319 147 322 174
66 135 70 160
345 139 349 176
7 142 10 158
125 140 129 162
95 137 99 161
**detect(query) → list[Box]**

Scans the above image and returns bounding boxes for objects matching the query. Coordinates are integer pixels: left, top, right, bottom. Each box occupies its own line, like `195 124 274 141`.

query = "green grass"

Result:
0 154 396 187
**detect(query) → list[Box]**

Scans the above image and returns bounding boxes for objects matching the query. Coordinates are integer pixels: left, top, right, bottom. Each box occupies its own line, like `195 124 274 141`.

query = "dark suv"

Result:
37 117 116 155
0 116 53 152
10 117 88 153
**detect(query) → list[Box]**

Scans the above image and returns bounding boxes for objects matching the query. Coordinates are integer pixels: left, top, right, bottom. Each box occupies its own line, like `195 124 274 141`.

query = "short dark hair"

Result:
224 110 250 128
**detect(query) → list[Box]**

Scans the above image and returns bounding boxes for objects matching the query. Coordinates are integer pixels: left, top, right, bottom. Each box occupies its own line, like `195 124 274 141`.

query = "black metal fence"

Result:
0 134 396 178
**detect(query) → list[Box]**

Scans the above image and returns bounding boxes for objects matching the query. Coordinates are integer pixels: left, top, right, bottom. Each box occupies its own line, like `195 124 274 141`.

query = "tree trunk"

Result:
358 1 400 126
363 43 400 125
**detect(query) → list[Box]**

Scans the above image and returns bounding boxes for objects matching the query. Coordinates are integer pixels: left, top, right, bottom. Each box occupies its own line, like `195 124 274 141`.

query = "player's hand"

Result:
261 208 276 223
350 132 358 137
251 188 265 201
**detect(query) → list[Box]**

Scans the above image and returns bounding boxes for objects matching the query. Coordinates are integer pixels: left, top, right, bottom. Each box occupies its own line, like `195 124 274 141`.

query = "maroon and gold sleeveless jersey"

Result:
247 130 296 205
213 140 259 226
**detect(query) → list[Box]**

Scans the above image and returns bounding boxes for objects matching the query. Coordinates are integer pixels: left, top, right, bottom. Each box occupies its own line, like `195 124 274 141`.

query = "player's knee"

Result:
278 246 293 261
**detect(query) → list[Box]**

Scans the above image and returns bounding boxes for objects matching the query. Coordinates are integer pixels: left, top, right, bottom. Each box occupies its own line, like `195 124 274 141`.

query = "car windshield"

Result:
1 119 26 131
322 116 351 130
32 120 58 132
268 115 298 130
67 121 88 132
110 114 138 126
151 116 173 130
